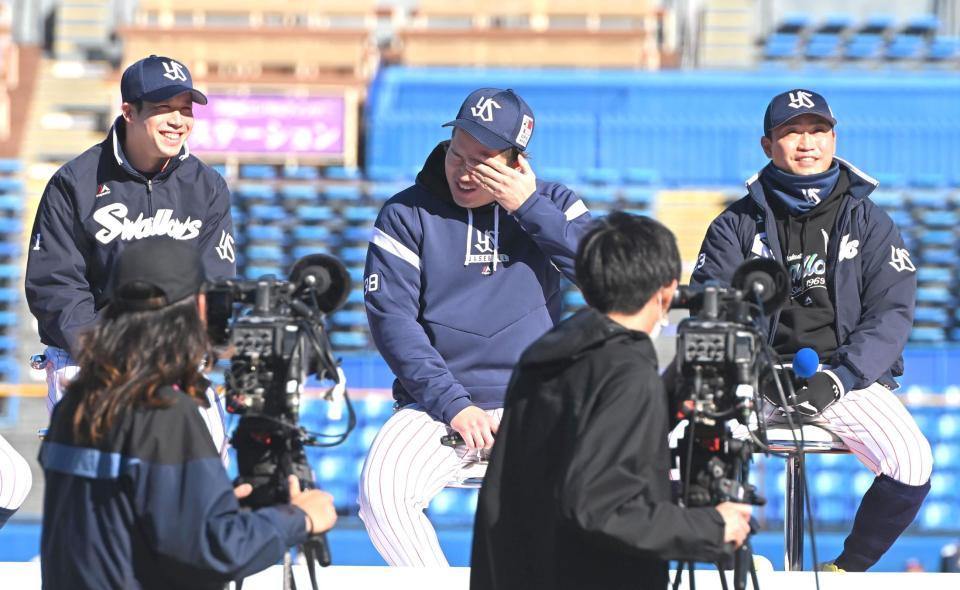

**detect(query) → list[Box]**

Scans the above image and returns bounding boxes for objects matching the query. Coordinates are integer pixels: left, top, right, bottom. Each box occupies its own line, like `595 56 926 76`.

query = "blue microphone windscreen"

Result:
793 347 819 379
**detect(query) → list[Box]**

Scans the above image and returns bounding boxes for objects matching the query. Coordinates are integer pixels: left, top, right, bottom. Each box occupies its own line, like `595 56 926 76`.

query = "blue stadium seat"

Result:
0 178 24 193
902 15 940 37
563 289 586 308
245 265 283 279
538 167 578 185
325 166 362 181
919 501 957 530
818 14 853 35
920 210 957 227
916 286 951 304
342 226 372 244
0 218 22 233
330 331 369 349
580 168 620 185
764 33 800 60
928 471 958 499
356 397 395 426
245 244 285 263
346 289 364 305
859 15 895 36
427 488 478 521
933 443 960 469
365 165 411 183
248 204 287 223
0 195 23 212
367 183 406 203
885 35 926 60
805 34 842 59
339 246 368 264
330 310 368 328
0 159 22 174
914 307 948 324
916 267 952 283
293 225 333 243
292 245 331 259
777 14 812 34
343 206 379 223
233 183 275 202
0 243 20 258
922 249 958 265
870 189 903 209
911 327 945 342
324 184 362 202
918 231 954 247
0 310 18 326
346 265 364 284
937 414 960 441
911 175 949 191
282 166 320 181
297 205 335 223
239 164 277 180
279 184 319 203
0 335 15 351
927 37 960 61
622 168 661 186
0 264 18 280
245 225 285 243
844 34 884 60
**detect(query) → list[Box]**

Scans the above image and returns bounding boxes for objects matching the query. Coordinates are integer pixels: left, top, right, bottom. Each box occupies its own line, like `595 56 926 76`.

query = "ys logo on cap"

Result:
788 91 815 109
471 97 501 122
161 60 187 82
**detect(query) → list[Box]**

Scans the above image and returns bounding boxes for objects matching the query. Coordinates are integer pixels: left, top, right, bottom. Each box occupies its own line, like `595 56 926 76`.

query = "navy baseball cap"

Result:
112 238 205 312
120 55 208 105
763 89 836 136
443 88 535 151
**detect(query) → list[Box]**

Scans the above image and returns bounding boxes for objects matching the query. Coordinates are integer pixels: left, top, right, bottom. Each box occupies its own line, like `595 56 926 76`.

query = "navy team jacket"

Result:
364 141 592 424
25 117 236 355
691 158 917 392
40 386 308 590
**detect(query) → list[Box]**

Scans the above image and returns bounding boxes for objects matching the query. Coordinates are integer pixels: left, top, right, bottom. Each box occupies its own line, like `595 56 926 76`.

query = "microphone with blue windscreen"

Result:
792 347 820 379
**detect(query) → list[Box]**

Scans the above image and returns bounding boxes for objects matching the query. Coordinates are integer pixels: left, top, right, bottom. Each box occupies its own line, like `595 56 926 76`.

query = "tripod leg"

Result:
672 561 686 590
715 562 729 590
734 543 752 590
283 550 295 590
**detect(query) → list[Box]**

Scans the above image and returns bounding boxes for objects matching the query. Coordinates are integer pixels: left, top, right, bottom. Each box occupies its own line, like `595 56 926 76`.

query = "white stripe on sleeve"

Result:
371 228 420 270
564 199 589 221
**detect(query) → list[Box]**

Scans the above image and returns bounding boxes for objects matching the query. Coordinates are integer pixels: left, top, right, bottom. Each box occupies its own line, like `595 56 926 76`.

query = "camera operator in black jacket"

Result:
471 212 751 590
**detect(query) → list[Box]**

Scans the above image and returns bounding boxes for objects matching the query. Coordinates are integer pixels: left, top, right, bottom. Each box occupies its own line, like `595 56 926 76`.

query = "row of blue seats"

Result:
776 14 941 37
365 68 960 186
765 33 959 62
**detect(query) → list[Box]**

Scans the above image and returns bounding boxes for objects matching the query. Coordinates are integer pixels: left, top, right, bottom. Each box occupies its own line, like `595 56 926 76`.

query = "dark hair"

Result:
575 211 681 314
127 98 144 113
66 294 212 445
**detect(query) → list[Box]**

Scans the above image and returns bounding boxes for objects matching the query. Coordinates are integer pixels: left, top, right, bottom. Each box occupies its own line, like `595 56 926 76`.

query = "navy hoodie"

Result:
25 117 236 355
364 141 592 423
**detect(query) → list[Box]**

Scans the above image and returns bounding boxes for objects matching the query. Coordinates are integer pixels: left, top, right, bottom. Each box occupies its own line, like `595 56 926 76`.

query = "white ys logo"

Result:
889 246 915 273
838 234 859 262
471 97 501 122
93 203 201 244
215 230 235 263
801 188 821 204
161 60 187 82
473 229 497 254
788 91 815 109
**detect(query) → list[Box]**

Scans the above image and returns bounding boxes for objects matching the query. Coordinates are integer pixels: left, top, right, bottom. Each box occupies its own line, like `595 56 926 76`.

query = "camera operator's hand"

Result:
450 405 498 450
233 483 253 499
715 502 752 549
289 475 337 535
788 372 843 417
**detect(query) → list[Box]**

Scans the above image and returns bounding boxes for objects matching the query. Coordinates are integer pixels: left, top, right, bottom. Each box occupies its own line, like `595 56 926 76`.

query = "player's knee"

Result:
915 436 934 485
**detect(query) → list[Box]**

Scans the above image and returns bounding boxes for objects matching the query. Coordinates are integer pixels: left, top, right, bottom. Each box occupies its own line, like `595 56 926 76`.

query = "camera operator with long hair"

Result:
39 238 336 590
471 212 751 590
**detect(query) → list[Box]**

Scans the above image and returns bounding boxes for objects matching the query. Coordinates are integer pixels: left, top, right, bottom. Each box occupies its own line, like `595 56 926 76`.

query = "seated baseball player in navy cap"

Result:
692 89 932 572
39 237 336 590
358 88 592 566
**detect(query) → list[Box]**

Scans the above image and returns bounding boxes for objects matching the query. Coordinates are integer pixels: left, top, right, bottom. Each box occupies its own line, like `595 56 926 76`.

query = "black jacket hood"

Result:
519 308 656 368
415 140 456 205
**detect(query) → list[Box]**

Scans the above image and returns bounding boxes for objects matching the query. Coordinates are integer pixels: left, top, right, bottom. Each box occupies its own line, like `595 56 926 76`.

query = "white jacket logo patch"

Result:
838 234 859 262
889 246 916 273
93 203 202 244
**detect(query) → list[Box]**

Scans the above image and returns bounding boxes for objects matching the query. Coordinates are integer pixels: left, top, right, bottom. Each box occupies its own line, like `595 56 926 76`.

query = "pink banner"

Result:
190 95 346 156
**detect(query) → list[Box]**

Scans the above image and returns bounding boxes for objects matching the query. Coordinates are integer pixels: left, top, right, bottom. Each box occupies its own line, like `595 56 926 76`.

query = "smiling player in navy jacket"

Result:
358 88 592 566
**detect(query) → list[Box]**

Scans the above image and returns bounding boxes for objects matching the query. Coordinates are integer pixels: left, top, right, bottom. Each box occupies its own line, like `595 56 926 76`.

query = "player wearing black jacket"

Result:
471 212 751 590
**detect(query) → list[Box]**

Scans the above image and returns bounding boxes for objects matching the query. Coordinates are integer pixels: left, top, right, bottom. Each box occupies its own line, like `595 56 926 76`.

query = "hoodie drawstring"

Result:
464 208 474 267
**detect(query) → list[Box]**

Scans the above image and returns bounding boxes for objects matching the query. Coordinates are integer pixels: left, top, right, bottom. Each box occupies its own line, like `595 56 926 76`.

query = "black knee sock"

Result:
0 506 15 529
834 474 930 572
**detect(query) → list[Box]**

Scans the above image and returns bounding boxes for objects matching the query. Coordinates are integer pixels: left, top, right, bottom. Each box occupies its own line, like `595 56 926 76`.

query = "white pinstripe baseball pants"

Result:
771 382 933 486
44 346 230 464
0 433 31 513
358 404 503 567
